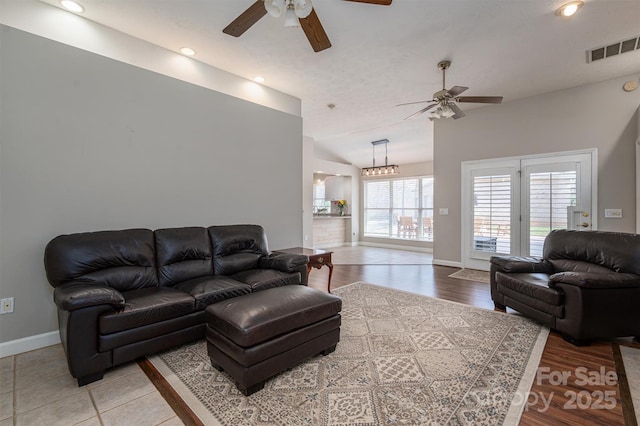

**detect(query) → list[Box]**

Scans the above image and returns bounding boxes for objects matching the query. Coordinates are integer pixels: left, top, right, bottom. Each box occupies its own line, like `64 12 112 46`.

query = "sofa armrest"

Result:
549 272 640 289
259 252 309 273
53 281 125 311
490 256 553 274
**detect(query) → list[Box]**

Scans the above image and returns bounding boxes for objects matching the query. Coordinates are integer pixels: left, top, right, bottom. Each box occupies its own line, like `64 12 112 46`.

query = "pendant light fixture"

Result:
361 139 400 177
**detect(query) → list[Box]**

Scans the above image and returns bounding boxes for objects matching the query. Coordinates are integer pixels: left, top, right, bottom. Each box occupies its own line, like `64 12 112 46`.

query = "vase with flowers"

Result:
337 199 347 216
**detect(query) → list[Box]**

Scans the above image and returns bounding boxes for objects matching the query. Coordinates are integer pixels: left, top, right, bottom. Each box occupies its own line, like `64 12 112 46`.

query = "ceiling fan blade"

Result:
446 86 468 97
449 103 466 120
343 0 392 5
299 9 332 52
396 100 432 107
455 96 503 104
404 103 437 120
223 0 267 37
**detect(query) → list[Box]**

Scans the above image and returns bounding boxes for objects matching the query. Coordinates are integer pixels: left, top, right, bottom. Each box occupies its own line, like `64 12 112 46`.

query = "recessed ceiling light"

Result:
180 47 196 56
253 76 265 83
60 0 84 13
555 1 584 17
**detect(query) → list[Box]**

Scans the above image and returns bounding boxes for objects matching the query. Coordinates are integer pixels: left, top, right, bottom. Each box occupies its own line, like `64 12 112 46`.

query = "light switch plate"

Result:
439 208 449 215
604 209 622 218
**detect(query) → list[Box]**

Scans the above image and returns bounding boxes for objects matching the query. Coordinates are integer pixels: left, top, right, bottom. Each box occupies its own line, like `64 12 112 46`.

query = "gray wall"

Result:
0 26 303 343
433 74 640 264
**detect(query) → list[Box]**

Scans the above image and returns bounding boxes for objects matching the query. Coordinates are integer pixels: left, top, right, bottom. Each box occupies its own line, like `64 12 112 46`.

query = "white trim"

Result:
433 259 463 268
0 331 61 358
357 242 433 253
313 242 352 249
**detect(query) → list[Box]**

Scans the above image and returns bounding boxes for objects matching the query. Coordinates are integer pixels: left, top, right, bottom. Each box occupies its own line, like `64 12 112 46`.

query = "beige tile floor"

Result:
0 344 183 426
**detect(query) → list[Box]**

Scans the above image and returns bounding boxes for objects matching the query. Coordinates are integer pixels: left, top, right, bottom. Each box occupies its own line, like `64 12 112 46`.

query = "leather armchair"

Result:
490 229 640 345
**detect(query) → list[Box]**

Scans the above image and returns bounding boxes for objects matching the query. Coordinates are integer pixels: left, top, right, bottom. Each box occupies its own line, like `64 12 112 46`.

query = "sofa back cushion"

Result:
44 229 158 291
543 229 640 274
155 227 213 286
208 225 269 275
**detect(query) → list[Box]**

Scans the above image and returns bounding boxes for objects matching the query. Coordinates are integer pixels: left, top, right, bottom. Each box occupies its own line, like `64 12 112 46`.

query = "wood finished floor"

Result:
307 259 635 425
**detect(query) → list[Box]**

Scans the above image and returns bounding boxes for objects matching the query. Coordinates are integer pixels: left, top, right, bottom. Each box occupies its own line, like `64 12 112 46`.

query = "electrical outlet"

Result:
0 297 14 314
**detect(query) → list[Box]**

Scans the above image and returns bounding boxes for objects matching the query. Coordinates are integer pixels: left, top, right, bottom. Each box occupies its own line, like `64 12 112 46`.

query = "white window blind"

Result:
364 177 433 241
473 174 511 253
528 170 577 256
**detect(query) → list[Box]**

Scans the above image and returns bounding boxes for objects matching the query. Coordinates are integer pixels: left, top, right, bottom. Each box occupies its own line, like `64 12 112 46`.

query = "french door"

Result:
462 150 596 270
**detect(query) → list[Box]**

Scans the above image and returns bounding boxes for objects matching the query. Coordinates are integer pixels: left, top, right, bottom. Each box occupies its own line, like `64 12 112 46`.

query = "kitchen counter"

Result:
313 216 348 246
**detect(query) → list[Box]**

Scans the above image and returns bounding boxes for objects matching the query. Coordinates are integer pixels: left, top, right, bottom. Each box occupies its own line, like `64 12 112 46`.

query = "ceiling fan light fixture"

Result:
294 0 313 18
440 104 456 118
555 1 584 17
284 4 300 27
265 0 286 18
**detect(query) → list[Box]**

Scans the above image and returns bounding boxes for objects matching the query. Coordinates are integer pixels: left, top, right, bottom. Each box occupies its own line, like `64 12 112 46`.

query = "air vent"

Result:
587 35 640 63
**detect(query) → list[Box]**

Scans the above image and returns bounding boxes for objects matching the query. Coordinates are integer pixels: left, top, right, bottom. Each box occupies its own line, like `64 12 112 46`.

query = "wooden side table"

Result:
274 247 334 293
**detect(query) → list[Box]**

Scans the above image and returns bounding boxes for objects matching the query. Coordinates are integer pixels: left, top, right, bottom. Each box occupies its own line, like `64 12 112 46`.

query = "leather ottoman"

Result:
205 285 342 396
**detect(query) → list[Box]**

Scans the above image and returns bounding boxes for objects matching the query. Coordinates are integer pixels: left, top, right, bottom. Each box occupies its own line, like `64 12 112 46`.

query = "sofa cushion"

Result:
155 227 213 287
495 272 562 306
174 276 251 310
231 269 300 291
543 230 640 274
44 229 157 291
100 287 195 334
208 225 269 275
547 259 613 274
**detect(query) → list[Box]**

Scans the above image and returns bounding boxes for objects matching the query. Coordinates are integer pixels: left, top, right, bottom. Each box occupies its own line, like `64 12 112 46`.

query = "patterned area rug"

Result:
448 269 491 284
148 282 548 425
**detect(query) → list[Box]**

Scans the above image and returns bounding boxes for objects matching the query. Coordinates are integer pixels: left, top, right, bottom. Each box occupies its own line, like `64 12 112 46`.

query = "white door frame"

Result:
461 149 597 271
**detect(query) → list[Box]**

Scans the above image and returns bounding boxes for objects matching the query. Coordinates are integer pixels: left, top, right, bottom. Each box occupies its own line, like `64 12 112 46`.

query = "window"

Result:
364 176 434 241
527 169 577 257
473 173 512 254
312 183 331 214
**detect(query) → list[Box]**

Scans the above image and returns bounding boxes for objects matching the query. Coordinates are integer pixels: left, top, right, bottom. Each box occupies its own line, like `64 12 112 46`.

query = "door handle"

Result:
577 222 590 228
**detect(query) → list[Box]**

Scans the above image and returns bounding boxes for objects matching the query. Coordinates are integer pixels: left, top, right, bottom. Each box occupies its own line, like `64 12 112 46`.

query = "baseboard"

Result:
433 259 463 268
358 242 433 253
0 330 61 358
314 242 351 249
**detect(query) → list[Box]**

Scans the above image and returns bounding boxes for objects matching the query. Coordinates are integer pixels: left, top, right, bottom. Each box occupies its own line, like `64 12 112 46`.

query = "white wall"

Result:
0 26 303 347
434 74 640 265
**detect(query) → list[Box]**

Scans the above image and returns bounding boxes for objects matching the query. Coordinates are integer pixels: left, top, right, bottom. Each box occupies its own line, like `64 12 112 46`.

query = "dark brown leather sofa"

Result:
490 229 640 345
44 224 309 386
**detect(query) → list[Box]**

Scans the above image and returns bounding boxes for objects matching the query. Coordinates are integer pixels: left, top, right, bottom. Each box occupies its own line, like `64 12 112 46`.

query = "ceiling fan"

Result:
223 0 392 53
398 60 503 120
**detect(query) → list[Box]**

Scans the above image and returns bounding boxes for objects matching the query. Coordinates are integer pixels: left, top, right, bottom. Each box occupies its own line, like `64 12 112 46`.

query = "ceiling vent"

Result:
587 35 640 63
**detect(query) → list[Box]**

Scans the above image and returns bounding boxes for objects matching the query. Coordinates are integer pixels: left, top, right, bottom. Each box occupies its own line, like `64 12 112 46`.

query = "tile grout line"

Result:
87 386 105 426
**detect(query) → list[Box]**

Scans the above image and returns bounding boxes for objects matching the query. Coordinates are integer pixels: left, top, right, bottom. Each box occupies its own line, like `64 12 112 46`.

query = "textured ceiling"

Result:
41 0 640 168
